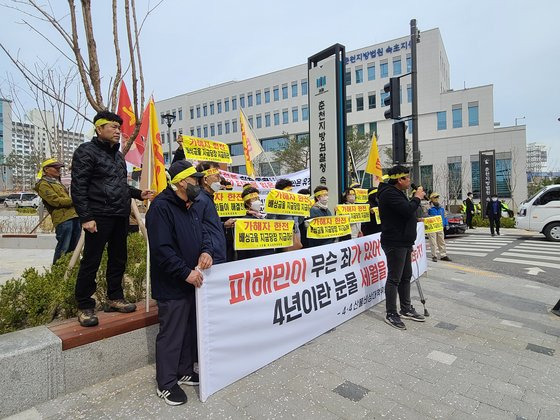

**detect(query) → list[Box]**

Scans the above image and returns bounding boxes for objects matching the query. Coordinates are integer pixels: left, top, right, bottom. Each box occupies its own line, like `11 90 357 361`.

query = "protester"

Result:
377 165 426 329
267 178 302 252
297 188 311 248
340 187 362 240
146 160 212 406
171 135 185 164
195 161 227 264
361 187 381 236
308 185 335 247
220 179 237 261
427 192 451 262
34 158 81 263
465 192 475 229
237 186 275 260
485 193 507 236
71 111 154 327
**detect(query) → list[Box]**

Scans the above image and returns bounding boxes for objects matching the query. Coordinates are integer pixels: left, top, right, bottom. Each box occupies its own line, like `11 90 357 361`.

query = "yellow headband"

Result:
283 186 293 191
243 192 259 202
349 183 360 189
94 118 119 127
388 172 409 180
203 168 220 176
243 184 253 191
170 166 197 184
381 174 389 181
37 158 61 179
347 189 356 195
368 189 378 195
225 184 233 190
314 190 328 198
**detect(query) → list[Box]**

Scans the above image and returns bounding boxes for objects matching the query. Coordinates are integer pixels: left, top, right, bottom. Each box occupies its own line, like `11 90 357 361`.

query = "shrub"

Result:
472 214 515 228
16 208 38 215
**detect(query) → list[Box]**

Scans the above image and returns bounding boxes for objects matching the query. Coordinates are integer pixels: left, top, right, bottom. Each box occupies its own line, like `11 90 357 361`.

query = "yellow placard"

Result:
234 219 294 250
213 191 246 217
181 135 232 163
372 206 381 224
424 215 443 233
335 204 371 223
307 215 351 239
264 189 311 217
354 188 369 204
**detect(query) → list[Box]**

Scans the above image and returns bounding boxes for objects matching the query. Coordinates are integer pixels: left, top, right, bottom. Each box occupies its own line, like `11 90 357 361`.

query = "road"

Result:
431 229 560 288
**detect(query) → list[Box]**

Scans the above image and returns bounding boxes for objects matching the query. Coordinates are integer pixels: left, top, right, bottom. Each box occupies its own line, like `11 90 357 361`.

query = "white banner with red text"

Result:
196 222 427 401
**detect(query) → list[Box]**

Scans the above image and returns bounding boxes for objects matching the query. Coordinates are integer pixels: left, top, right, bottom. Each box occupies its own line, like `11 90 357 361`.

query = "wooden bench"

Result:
48 300 159 350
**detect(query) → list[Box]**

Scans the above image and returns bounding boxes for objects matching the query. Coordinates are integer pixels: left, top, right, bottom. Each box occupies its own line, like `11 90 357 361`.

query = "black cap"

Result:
168 160 204 180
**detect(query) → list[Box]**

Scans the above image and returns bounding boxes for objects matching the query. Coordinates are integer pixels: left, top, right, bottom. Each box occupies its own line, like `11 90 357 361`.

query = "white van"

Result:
516 184 560 241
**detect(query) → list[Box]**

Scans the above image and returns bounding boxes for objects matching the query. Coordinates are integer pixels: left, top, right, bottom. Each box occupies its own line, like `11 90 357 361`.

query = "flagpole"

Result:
348 146 360 185
145 133 152 313
241 108 275 177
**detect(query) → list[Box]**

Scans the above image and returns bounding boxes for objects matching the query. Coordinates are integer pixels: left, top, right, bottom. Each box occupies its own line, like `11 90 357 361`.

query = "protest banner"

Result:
181 135 232 163
196 223 427 402
234 219 294 250
307 215 351 239
424 215 443 233
213 191 246 217
354 188 369 204
335 204 371 223
264 189 312 217
219 168 310 192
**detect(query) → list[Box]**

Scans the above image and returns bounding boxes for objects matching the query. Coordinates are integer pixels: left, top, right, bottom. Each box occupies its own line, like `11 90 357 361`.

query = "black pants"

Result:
156 296 197 390
383 246 412 314
489 216 501 235
75 216 128 309
466 212 473 229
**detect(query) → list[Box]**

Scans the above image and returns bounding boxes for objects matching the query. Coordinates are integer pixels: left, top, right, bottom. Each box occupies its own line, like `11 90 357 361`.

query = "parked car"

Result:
516 184 560 242
3 192 41 208
0 195 8 204
445 212 468 237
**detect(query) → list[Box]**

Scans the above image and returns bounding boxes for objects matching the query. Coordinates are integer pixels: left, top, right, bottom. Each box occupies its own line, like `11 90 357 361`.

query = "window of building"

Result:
265 89 271 103
367 64 375 81
161 132 166 145
471 159 480 198
407 84 412 103
225 98 230 112
380 91 388 107
345 97 352 113
209 102 214 115
210 124 215 137
232 119 238 132
229 142 244 156
393 57 402 76
197 127 201 137
247 93 253 107
273 86 279 101
291 82 298 97
437 111 447 130
190 128 195 136
408 120 413 134
259 161 282 177
369 122 377 135
345 71 351 86
203 105 208 117
356 95 364 111
262 137 287 152
420 165 433 193
172 109 176 119
301 80 308 95
232 97 237 110
225 121 230 134
265 112 271 127
282 109 289 124
256 91 261 105
217 122 222 135
203 125 208 137
231 165 247 175
240 95 245 108
448 158 462 199
196 106 201 118
368 93 376 109
248 116 253 127
274 112 280 126
468 102 479 126
406 54 412 73
292 107 298 122
217 101 222 114
282 85 288 100
256 114 262 128
452 105 462 128
355 67 363 84
302 105 309 121
380 61 388 78
496 155 512 197
357 124 365 136
178 108 183 120
190 108 194 119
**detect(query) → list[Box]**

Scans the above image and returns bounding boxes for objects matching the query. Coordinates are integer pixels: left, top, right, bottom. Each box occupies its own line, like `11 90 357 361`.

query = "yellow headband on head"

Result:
225 184 233 190
314 190 328 198
203 168 220 177
94 118 117 127
170 166 197 184
349 183 360 189
243 184 253 191
243 192 259 202
368 188 378 195
283 186 293 191
388 172 409 180
37 158 61 179
347 189 356 195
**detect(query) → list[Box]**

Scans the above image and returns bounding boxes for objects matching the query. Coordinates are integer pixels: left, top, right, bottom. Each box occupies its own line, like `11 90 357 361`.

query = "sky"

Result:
1 0 559 169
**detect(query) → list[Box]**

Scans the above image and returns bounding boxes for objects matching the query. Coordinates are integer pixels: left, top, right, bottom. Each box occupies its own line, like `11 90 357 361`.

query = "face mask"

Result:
210 181 222 192
186 183 201 202
491 197 498 202
250 200 262 212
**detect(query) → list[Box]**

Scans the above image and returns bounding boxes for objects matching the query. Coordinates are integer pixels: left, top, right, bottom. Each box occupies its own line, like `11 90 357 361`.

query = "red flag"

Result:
117 81 144 167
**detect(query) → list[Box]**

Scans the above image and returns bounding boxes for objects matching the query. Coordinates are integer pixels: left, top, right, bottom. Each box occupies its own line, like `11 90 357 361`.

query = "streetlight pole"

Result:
410 19 421 184
514 116 525 126
161 113 176 165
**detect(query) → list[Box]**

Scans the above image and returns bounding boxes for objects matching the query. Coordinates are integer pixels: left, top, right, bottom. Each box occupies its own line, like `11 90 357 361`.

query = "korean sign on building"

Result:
479 150 496 217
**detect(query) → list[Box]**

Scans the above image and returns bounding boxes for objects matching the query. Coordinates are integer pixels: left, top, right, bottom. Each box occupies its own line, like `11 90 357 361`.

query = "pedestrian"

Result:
195 161 227 264
377 165 426 329
361 187 381 236
146 160 213 406
71 111 154 327
340 187 362 240
34 158 81 264
308 185 335 247
427 192 451 262
465 192 475 229
267 178 302 251
171 135 185 164
237 186 275 260
485 193 506 236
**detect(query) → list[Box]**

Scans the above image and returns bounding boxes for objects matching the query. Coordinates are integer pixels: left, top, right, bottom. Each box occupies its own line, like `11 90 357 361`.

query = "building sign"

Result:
345 40 412 65
308 44 347 212
479 150 496 217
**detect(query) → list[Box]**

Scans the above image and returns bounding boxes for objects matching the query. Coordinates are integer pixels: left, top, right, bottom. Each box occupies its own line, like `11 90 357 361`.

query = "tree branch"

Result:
79 0 104 108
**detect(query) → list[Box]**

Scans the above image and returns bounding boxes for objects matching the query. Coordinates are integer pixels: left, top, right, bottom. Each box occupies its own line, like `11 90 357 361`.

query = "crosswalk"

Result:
429 235 514 257
494 240 560 270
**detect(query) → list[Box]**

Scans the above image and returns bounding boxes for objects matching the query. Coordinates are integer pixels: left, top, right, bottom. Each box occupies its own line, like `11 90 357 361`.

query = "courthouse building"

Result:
156 28 527 207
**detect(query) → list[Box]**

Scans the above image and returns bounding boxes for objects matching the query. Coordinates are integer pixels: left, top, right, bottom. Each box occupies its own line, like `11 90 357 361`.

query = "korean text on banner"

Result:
307 215 351 239
424 215 443 233
196 223 428 402
219 168 310 192
354 188 369 204
234 219 294 250
213 191 246 217
335 204 371 223
264 189 311 217
181 136 232 163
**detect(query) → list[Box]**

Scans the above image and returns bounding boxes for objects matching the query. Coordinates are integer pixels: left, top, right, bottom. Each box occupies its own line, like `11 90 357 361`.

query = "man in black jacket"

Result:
71 111 154 327
146 160 213 406
171 135 185 164
465 192 475 229
377 165 425 330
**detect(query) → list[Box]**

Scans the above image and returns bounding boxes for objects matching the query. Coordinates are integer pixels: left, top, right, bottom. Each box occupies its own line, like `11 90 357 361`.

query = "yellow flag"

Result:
140 98 167 195
365 133 383 181
239 109 264 178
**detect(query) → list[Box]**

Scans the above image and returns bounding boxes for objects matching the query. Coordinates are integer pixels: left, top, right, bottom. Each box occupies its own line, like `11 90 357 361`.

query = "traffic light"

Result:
383 77 401 120
392 121 407 164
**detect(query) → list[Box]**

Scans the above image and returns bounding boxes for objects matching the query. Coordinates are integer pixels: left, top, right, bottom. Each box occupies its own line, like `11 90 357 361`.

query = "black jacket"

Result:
465 197 475 213
377 182 420 248
146 187 213 300
71 137 142 223
198 190 227 264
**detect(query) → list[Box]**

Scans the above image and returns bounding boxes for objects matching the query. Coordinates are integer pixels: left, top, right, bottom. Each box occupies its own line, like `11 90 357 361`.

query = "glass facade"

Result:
393 58 402 76
367 64 375 81
448 161 462 199
282 85 288 99
301 80 308 95
468 103 479 126
368 93 376 109
356 96 364 112
452 106 462 128
292 108 298 122
437 111 447 130
292 83 298 97
420 165 433 193
496 158 512 197
355 68 363 84
380 62 388 78
273 87 279 101
302 105 309 121
262 137 287 152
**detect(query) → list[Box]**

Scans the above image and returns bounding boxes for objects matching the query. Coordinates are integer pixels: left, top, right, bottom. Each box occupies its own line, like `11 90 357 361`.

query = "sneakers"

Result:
432 256 438 262
77 308 98 327
157 384 187 406
400 306 426 322
385 313 406 330
440 256 452 261
104 299 137 313
178 372 199 386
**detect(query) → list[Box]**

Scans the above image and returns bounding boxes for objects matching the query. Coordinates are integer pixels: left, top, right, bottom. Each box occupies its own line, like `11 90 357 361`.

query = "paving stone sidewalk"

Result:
9 261 560 420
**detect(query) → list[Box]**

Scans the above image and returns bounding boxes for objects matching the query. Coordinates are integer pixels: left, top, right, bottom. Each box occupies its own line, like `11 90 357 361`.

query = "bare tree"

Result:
272 133 310 173
502 147 521 209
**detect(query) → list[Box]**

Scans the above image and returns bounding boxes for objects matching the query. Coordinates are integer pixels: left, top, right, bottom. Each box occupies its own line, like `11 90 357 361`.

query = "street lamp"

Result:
514 116 526 126
161 113 176 165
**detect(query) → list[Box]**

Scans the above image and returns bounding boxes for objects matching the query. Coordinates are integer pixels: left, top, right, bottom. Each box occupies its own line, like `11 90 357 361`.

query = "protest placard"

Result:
181 135 232 163
335 204 371 223
307 215 351 238
234 219 294 250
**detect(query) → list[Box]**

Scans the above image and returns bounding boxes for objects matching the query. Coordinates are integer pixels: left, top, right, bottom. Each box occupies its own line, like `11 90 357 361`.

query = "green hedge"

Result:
472 214 515 228
0 233 147 335
16 207 38 215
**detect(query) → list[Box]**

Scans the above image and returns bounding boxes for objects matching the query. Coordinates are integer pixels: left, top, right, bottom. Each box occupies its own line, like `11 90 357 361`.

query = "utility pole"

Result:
161 113 176 166
410 19 420 184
